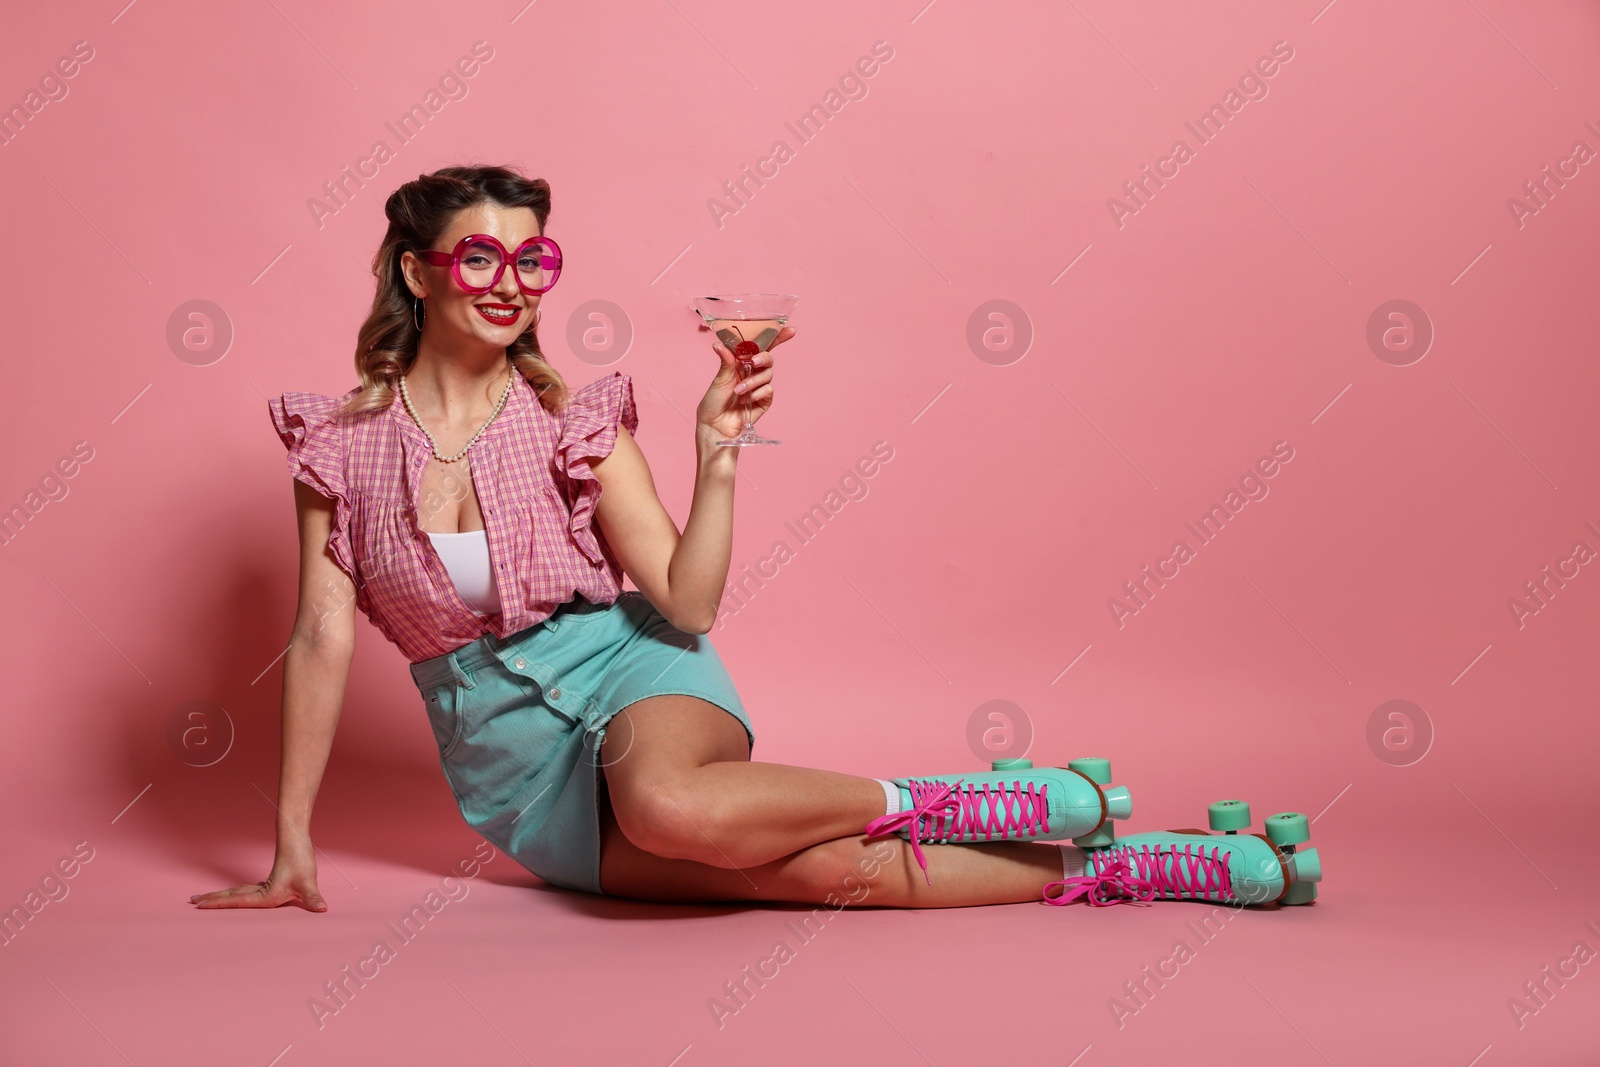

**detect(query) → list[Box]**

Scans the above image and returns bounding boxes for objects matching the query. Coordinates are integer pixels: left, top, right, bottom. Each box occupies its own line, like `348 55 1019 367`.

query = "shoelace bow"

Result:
864 777 1051 884
1043 842 1234 907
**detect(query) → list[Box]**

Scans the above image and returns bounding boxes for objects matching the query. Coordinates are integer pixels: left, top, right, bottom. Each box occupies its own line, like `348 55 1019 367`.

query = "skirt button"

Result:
513 657 527 669
550 687 563 699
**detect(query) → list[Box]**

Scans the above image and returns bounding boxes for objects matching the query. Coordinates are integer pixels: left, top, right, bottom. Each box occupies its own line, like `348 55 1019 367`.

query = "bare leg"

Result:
602 694 890 870
598 792 1066 907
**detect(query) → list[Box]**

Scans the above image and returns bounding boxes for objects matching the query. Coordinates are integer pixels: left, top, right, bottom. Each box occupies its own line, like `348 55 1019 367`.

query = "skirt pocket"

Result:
420 678 467 760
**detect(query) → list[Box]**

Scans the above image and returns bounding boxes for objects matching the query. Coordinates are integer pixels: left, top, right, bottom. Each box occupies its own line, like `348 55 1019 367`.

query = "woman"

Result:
191 165 1316 913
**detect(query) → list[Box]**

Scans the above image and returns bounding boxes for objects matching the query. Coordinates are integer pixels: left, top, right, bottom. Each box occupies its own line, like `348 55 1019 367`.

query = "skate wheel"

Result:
1073 825 1116 848
991 758 1033 771
1102 785 1133 820
1280 883 1318 908
1281 881 1318 905
1290 846 1322 883
1207 799 1251 832
1265 811 1310 847
1066 757 1111 784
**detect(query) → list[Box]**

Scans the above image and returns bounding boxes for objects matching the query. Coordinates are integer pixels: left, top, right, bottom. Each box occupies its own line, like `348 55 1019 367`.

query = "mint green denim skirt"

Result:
408 590 754 894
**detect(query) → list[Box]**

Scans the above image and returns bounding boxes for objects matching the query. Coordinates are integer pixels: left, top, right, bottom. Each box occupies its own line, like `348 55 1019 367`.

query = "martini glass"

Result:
690 293 798 447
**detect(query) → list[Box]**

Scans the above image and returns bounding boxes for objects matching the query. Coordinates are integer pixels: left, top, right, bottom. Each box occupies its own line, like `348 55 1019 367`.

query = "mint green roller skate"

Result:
865 757 1133 883
1043 800 1322 908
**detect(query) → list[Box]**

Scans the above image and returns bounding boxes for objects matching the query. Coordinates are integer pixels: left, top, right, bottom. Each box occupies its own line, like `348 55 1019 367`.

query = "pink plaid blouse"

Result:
268 370 638 664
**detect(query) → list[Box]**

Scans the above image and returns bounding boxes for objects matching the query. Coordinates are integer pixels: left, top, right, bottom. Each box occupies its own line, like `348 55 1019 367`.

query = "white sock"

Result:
875 779 901 816
1058 844 1087 880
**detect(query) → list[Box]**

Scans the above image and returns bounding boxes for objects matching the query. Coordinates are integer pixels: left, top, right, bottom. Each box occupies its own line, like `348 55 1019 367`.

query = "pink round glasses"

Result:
415 233 563 295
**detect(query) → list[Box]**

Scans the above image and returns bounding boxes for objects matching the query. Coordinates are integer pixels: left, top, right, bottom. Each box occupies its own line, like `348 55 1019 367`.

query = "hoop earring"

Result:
533 306 541 327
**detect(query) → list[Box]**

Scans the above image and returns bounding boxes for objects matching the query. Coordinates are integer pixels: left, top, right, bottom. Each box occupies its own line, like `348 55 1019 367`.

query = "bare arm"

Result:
592 328 790 634
275 479 357 859
593 423 736 634
190 478 356 910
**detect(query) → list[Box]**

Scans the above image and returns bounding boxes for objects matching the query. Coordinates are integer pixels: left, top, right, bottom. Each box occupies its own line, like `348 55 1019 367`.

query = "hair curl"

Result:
339 163 569 419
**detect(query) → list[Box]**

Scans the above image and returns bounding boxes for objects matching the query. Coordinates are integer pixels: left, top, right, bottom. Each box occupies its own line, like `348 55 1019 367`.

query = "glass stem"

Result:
738 358 755 434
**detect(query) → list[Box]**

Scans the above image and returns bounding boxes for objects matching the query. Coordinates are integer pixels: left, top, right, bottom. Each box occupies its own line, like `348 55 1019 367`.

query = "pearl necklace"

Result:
398 365 517 464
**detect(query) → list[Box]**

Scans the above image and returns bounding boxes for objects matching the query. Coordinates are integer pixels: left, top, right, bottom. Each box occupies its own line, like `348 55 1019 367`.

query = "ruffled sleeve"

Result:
268 391 359 586
556 371 638 566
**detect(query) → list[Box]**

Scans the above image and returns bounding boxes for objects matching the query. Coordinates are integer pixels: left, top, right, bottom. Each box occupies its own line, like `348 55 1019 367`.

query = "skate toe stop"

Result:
1102 785 1132 820
1291 846 1322 883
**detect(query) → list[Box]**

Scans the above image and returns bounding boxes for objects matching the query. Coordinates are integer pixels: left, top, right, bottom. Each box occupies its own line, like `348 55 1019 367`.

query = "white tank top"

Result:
426 529 502 616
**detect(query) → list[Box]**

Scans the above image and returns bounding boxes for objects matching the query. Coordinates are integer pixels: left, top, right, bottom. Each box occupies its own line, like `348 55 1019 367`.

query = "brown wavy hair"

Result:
339 164 569 419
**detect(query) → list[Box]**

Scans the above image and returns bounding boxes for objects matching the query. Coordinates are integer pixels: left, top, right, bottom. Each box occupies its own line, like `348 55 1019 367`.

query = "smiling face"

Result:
402 201 545 348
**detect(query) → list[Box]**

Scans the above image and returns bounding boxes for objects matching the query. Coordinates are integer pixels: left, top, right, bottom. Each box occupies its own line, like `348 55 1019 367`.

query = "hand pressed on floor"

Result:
189 841 327 912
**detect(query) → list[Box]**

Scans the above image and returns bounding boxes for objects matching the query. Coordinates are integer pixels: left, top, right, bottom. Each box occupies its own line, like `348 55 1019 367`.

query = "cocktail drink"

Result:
690 293 798 447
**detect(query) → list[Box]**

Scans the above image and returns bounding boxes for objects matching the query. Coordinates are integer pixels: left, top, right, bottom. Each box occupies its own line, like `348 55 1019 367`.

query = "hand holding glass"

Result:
690 294 798 447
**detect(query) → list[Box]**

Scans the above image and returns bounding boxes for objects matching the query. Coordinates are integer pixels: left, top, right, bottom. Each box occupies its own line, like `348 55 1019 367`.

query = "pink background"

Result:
3 0 1598 1063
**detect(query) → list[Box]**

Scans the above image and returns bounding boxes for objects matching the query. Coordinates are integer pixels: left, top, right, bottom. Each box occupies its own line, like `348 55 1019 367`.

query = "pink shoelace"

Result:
1043 842 1234 907
864 777 1050 883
